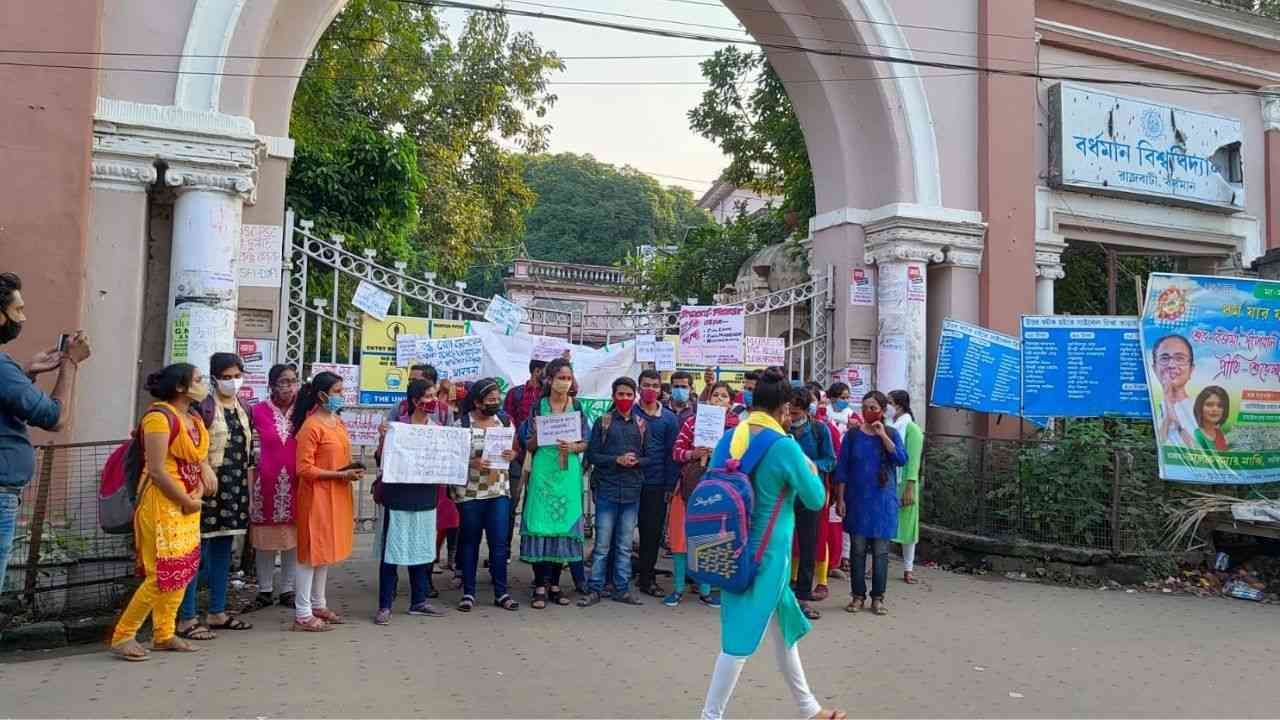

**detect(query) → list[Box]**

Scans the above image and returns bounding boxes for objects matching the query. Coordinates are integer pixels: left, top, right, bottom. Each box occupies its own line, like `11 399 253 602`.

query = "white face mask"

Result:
217 378 244 398
885 405 897 421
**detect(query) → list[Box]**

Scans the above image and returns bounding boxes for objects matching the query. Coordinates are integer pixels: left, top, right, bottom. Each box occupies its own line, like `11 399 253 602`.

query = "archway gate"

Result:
280 214 833 390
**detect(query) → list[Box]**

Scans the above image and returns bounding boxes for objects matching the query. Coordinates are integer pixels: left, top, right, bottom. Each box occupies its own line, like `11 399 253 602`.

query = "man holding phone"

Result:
0 272 92 593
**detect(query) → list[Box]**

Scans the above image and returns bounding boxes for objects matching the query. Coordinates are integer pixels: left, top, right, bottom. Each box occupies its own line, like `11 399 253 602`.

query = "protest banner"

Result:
692 404 727 448
310 362 360 406
652 341 676 371
1141 273 1280 484
341 407 384 447
635 335 657 362
396 335 484 381
743 336 785 368
352 280 394 321
535 412 583 446
380 423 471 485
483 426 516 469
484 295 527 335
679 305 745 365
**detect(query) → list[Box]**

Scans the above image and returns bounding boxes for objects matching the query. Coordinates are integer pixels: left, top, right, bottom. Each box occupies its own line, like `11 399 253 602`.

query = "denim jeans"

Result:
589 496 639 596
179 535 234 622
0 493 19 595
851 535 890 600
457 496 511 600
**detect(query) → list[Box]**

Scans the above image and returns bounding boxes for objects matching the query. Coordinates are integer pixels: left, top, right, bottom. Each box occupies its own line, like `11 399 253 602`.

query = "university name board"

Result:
1048 83 1244 212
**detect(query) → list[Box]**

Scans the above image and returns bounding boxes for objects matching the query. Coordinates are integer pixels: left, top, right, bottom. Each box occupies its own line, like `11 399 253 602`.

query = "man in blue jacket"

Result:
634 368 680 597
0 272 92 593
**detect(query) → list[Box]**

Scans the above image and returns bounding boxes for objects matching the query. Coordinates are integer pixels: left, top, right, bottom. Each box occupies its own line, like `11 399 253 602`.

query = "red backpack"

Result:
99 406 179 534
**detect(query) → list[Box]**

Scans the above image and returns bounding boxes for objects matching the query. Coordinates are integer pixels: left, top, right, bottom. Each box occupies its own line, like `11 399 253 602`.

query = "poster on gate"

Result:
235 338 276 404
678 305 745 365
1140 273 1280 484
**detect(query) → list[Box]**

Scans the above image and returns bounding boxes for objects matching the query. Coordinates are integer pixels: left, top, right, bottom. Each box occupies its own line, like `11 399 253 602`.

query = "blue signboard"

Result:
1021 315 1151 418
931 319 1022 416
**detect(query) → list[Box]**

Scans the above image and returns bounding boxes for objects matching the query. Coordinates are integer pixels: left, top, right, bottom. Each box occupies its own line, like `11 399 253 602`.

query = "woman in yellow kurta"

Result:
291 371 363 631
111 363 213 661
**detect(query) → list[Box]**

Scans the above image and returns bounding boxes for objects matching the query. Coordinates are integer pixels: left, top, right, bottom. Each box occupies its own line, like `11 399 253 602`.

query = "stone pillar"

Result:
163 166 256 367
1264 88 1280 250
1034 239 1067 315
926 243 985 436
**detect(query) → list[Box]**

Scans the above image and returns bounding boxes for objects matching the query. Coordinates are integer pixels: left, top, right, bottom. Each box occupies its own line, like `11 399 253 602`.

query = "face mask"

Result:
481 403 501 417
833 400 850 412
186 381 209 403
216 378 243 398
416 398 438 414
885 405 897 420
0 312 21 344
324 392 345 413
863 408 882 424
615 397 635 414
671 387 690 404
640 388 659 405
791 416 808 427
552 378 572 394
742 390 753 407
808 402 818 415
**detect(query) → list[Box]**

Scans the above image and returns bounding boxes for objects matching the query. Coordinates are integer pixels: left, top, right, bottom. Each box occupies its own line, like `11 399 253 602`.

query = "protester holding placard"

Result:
887 390 924 585
635 369 680 598
370 379 447 625
454 379 519 613
787 389 835 615
666 381 738 608
246 364 300 612
519 358 590 608
291 372 364 632
504 359 548 563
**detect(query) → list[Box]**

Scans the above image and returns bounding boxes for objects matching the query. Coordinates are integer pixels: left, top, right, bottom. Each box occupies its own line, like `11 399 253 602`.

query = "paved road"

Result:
3 539 1277 718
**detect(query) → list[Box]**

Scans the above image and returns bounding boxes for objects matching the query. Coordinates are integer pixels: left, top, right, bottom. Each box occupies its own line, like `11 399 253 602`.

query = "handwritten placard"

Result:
483 426 516 469
652 341 676 372
341 407 384 447
532 336 571 362
744 336 785 368
535 412 583 447
693 404 727 448
353 280 394 321
380 423 471 485
309 362 360 406
679 305 745 365
238 224 283 288
484 295 527 335
395 335 483 381
635 334 657 362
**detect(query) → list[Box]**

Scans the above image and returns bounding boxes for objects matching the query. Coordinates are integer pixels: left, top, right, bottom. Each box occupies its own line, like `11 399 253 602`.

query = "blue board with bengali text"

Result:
1020 315 1151 418
931 319 1023 416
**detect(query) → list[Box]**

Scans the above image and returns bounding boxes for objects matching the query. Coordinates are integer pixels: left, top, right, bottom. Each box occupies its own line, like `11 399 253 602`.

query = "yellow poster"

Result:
430 319 467 338
361 314 428 354
359 353 411 405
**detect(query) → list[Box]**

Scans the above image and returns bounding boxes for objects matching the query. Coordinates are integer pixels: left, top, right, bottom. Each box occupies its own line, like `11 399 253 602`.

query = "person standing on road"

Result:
730 371 759 422
0 272 91 593
668 370 697 426
787 389 835 617
503 358 547 561
248 363 300 610
110 364 212 660
887 390 924 585
291 371 363 632
834 391 906 616
699 370 843 720
178 352 255 639
580 376 654 607
635 368 679 598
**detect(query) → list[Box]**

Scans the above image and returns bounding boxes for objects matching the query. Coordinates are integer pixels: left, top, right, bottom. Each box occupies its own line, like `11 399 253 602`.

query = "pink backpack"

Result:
99 406 178 534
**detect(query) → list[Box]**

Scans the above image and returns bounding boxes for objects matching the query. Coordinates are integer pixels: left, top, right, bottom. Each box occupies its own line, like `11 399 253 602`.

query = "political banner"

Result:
1141 273 1280 484
1021 315 1150 419
743 336 785 368
679 305 745 365
931 319 1021 416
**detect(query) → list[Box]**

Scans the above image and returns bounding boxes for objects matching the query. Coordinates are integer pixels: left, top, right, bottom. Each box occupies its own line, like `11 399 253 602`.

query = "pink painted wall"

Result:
98 0 193 105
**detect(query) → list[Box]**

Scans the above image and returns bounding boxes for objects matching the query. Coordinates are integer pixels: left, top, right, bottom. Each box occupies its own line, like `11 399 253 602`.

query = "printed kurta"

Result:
249 400 298 550
295 415 355 566
836 427 907 540
137 404 209 591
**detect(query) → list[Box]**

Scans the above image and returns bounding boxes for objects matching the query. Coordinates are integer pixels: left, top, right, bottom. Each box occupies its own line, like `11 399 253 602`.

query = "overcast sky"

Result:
442 0 755 197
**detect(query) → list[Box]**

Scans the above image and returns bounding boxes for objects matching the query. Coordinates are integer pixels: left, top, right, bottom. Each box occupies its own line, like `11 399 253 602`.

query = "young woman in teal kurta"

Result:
700 371 844 720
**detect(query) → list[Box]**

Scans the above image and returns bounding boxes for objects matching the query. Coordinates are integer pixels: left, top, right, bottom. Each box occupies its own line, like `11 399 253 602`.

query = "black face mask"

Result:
0 313 21 345
481 403 501 417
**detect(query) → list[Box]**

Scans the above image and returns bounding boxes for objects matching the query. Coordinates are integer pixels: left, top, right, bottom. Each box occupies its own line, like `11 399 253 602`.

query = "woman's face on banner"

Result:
1203 393 1225 426
1154 337 1193 391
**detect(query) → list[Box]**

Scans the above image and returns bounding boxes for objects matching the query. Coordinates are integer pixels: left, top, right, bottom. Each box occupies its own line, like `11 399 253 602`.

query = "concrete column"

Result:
163 166 255 368
76 155 158 441
1034 239 1067 315
926 245 983 436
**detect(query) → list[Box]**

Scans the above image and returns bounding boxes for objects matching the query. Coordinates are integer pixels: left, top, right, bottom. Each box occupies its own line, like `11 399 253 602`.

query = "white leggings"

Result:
701 619 822 720
255 548 297 594
842 532 851 563
293 563 329 620
901 543 917 572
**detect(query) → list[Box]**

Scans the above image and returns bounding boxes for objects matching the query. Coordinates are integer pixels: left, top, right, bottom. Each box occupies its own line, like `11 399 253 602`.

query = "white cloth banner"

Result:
469 323 641 400
380 423 471 485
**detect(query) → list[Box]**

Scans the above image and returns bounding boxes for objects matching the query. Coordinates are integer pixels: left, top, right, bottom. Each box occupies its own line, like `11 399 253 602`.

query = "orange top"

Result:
295 413 355 566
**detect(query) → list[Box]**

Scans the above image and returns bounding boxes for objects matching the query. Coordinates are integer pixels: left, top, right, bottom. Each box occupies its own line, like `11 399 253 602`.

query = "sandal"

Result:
531 588 548 610
247 592 275 612
811 709 848 720
208 616 253 631
175 624 217 641
903 571 918 584
152 636 199 652
408 602 446 617
548 586 571 606
458 595 475 612
291 616 333 632
312 608 345 625
110 639 150 662
495 594 520 611
871 598 888 615
611 592 644 606
577 591 602 608
812 584 830 601
641 584 667 598
845 597 865 613
801 603 822 620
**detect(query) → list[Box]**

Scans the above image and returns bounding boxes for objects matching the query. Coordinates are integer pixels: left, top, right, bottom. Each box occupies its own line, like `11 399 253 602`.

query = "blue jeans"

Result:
457 496 511 600
852 535 890 600
0 493 19 595
588 496 639 596
179 535 234 622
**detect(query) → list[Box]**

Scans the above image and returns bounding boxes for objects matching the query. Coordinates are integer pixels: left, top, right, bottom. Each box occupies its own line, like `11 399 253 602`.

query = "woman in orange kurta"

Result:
290 371 363 631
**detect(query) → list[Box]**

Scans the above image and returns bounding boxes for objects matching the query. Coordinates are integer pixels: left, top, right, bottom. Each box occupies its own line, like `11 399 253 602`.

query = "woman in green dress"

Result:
888 390 925 584
518 357 590 609
700 370 845 720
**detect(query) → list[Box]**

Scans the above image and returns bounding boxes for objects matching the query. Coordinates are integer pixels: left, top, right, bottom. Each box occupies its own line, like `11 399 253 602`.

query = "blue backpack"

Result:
685 428 787 594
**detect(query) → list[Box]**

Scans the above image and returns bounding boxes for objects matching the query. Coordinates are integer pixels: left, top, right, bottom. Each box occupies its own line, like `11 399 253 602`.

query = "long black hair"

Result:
267 363 297 387
144 363 197 401
888 389 914 421
291 371 341 436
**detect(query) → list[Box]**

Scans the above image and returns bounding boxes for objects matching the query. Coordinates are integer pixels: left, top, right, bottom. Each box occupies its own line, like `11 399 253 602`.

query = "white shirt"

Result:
828 406 855 436
1159 396 1197 447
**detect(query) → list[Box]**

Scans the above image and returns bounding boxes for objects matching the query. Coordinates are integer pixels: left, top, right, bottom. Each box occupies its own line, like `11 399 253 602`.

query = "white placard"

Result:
309 362 360 406
396 335 483 380
535 412 583 447
380 423 471 485
635 334 657 362
692 404 727 448
341 407 384 447
238 224 283 288
484 295 527 335
353 280 394 321
483 426 516 470
743 336 785 368
235 338 275 405
652 341 676 372
532 336 571 362
850 266 875 307
679 305 745 365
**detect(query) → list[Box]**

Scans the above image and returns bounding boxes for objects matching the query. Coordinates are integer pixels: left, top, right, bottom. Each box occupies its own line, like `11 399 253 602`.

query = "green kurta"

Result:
709 418 826 658
893 418 924 545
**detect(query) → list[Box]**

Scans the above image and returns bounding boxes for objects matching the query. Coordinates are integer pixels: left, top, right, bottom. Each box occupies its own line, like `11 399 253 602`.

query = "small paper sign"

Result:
635 334 657 362
309 362 360 406
692 404 727 448
483 426 516 470
535 412 583 447
532 336 571 362
353 280 394 321
341 407 385 447
380 423 472 485
744 336 785 368
395 335 483 380
484 295 527 335
652 341 676 372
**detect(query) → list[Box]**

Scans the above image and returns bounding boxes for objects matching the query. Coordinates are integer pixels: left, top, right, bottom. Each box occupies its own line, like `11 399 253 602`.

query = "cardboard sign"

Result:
484 295 527 335
380 423 471 485
743 336 785 368
353 280 394 321
535 412 583 447
678 306 745 365
692 404 727 448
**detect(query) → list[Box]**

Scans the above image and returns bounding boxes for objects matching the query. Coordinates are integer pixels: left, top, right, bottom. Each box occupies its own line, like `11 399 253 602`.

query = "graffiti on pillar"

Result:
171 304 235 366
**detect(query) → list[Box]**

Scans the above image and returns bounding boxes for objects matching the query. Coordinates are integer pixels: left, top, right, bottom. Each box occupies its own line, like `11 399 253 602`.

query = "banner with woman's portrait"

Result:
1141 273 1280 484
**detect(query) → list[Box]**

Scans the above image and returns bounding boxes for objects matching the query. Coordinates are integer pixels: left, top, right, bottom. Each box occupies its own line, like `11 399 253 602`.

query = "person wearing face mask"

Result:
826 381 857 574
634 368 680 598
110 364 214 661
886 390 924 585
290 371 364 631
668 370 697 426
731 371 760 422
178 353 256 639
833 391 906 616
247 364 301 610
0 272 93 596
786 389 835 617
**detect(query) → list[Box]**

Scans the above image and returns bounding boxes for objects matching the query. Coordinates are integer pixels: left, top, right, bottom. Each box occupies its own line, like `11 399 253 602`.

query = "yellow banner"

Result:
361 315 428 354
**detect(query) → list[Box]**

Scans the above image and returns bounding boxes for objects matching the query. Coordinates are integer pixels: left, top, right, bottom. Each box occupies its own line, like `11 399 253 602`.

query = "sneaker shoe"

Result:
408 602 445 617
662 591 683 607
699 592 721 608
374 608 392 626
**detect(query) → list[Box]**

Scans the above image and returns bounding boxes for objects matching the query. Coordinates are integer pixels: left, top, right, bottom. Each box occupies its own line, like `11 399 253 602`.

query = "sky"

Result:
440 0 757 198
